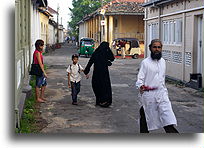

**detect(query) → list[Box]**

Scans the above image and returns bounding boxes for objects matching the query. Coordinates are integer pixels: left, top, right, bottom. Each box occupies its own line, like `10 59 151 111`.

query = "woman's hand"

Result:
86 74 89 79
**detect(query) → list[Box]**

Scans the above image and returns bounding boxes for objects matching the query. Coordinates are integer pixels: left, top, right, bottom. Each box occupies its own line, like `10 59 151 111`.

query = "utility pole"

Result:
57 4 59 43
100 0 103 7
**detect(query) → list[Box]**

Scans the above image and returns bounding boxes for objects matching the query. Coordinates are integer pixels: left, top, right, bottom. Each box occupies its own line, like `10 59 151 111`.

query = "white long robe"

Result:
136 57 177 131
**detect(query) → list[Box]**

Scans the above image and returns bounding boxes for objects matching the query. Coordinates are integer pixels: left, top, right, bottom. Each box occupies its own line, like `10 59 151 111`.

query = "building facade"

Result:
78 0 145 49
15 0 48 128
39 7 52 46
142 0 204 88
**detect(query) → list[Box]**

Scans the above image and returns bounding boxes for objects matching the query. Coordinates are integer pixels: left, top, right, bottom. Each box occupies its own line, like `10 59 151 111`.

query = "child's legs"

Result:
76 81 80 95
71 82 77 102
40 86 46 99
40 78 47 99
35 76 42 100
35 87 40 100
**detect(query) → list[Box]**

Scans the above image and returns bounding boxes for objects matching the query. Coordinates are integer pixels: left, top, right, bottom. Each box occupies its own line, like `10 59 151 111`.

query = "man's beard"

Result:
151 51 162 60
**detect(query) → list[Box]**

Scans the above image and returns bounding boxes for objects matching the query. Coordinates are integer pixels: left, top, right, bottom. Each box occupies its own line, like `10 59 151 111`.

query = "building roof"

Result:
38 7 53 17
141 0 175 7
102 0 144 15
78 0 144 24
48 6 58 14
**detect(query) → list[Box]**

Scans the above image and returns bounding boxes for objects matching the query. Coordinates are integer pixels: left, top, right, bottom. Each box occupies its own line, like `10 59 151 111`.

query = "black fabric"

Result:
84 42 115 105
140 106 179 133
29 55 43 76
140 107 149 133
29 64 43 76
164 125 179 133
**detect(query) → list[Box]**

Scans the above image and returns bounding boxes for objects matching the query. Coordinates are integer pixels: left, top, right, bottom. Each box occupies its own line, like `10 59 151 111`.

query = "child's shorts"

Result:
36 74 47 88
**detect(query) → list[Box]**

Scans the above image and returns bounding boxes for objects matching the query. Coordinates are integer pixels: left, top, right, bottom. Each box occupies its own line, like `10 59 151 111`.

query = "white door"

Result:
197 16 203 74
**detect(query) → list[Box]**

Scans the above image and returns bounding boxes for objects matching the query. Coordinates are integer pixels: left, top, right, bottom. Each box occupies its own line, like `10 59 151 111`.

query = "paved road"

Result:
39 43 203 133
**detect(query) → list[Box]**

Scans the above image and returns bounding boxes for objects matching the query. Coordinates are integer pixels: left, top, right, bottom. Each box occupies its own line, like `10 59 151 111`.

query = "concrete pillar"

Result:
119 15 122 38
105 16 108 41
109 15 113 44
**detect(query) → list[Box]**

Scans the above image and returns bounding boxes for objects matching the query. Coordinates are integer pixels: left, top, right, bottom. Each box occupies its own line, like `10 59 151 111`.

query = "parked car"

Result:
78 37 95 58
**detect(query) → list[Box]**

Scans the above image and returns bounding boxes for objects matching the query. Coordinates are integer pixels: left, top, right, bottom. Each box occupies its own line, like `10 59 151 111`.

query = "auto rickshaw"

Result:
78 37 95 58
112 38 144 59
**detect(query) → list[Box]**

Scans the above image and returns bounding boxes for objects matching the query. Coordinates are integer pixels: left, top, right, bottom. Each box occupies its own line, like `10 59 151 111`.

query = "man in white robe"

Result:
136 39 178 133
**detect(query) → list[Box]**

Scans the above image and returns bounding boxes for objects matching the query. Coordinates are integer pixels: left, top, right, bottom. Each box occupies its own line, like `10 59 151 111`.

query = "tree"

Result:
68 0 111 39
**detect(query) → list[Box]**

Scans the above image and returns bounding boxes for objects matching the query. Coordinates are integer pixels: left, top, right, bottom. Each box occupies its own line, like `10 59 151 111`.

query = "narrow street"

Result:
39 43 203 133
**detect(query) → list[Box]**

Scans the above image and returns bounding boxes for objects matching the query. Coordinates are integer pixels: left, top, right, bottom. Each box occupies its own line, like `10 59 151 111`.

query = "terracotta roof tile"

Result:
102 0 144 14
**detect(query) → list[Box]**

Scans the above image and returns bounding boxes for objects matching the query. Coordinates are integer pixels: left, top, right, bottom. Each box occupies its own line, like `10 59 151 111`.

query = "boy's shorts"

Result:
36 74 47 88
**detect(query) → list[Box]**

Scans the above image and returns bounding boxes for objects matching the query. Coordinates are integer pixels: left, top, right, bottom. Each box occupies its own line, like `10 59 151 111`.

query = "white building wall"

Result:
59 29 64 43
48 24 55 44
144 0 204 85
30 4 41 60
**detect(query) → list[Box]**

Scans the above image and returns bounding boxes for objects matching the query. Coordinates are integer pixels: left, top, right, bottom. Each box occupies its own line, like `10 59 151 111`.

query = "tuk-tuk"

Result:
112 38 144 59
78 37 95 58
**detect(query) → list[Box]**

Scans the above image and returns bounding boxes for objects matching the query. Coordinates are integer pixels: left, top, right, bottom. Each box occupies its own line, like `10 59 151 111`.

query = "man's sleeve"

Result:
135 61 146 89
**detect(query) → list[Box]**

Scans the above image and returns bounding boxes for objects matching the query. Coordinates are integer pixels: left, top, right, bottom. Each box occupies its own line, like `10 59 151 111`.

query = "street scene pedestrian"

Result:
67 54 87 105
84 42 115 107
119 40 126 59
32 39 48 103
136 39 178 133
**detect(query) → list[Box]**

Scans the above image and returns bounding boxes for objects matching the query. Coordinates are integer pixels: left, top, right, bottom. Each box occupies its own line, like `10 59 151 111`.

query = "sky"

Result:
48 0 73 29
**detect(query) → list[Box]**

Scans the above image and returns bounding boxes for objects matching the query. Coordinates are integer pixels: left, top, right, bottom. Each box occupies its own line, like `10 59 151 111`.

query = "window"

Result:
148 22 159 45
175 19 182 44
162 19 182 45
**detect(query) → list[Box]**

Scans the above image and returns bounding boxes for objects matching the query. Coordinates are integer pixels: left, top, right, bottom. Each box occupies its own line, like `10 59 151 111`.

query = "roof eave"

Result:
105 12 144 16
141 0 175 7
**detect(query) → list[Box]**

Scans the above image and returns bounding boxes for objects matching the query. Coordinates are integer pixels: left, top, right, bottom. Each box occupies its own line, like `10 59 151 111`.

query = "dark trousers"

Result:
71 81 80 102
140 107 179 133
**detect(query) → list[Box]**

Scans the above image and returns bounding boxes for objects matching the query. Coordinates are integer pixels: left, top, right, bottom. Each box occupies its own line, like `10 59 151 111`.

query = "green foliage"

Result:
68 0 111 38
44 64 47 70
18 76 38 133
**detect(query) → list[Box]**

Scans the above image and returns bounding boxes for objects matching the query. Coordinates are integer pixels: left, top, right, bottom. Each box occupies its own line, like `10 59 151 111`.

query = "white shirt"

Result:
67 63 84 83
135 57 177 130
136 56 166 90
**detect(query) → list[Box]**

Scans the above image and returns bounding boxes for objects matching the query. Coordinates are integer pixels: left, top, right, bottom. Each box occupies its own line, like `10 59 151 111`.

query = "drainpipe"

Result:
15 108 20 129
144 7 148 57
182 0 186 82
158 5 161 40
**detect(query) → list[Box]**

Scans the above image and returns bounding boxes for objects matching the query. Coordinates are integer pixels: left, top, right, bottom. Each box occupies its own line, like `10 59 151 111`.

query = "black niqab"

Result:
84 41 115 105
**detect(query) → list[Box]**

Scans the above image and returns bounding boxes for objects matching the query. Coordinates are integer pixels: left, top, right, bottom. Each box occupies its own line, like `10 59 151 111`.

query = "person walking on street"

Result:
33 39 48 103
119 40 126 59
84 42 115 107
136 39 179 133
67 54 88 105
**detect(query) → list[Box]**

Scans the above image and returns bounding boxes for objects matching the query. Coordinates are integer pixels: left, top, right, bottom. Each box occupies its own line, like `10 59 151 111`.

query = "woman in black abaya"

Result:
84 42 115 107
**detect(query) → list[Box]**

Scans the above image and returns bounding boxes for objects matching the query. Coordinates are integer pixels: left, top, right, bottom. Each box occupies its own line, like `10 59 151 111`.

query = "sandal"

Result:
99 102 110 107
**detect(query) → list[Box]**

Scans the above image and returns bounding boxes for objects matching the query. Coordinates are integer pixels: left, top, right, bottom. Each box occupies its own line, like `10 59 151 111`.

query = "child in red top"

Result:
33 39 48 103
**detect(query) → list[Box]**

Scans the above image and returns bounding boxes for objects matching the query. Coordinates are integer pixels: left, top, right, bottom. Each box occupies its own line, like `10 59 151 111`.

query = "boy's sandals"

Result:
72 102 78 105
